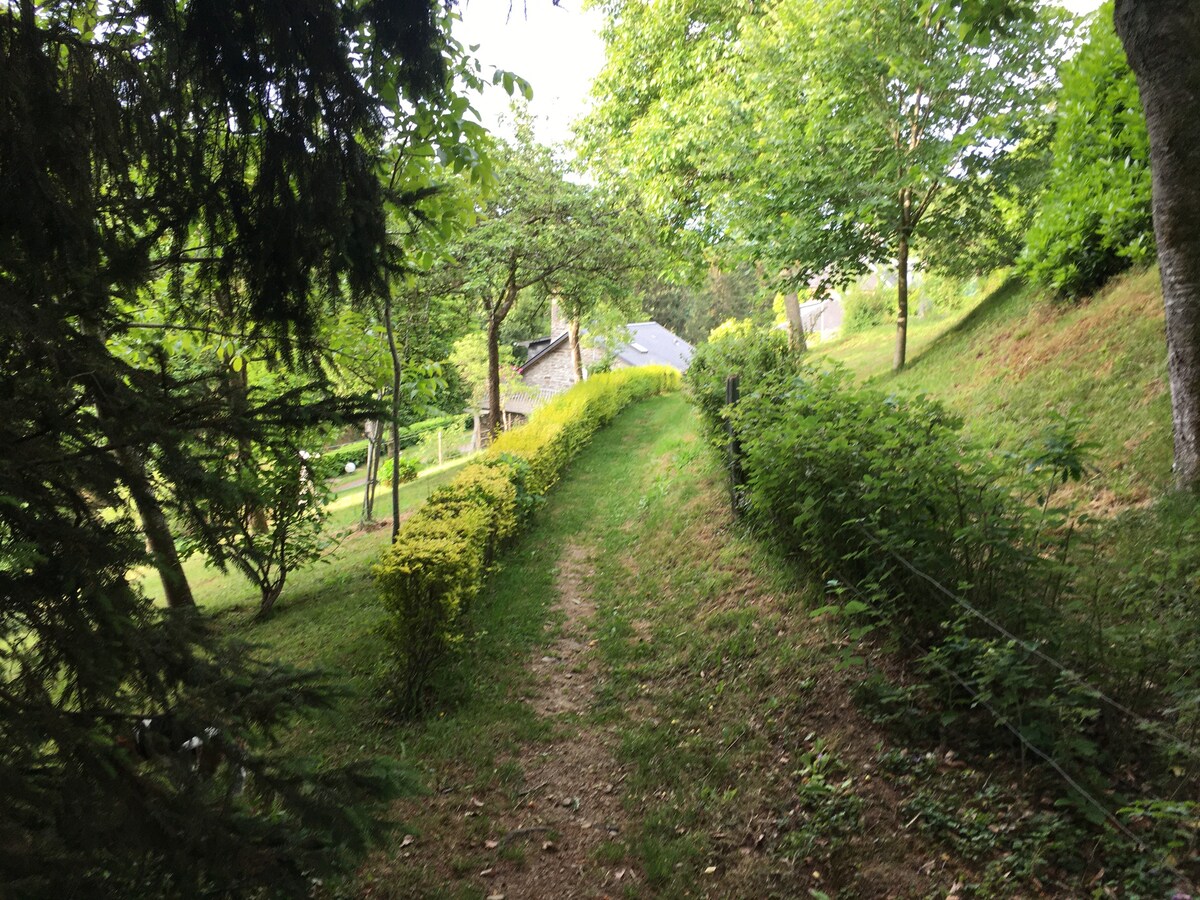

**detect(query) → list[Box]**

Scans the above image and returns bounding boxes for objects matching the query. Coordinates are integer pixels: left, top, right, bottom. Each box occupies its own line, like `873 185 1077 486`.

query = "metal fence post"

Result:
726 374 745 516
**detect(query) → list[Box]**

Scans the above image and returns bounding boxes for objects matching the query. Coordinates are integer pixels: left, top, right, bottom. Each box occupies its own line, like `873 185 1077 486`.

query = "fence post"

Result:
726 374 745 516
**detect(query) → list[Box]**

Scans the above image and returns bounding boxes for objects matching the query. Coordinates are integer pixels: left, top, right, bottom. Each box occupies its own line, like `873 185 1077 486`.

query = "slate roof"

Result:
521 321 694 374
612 322 694 371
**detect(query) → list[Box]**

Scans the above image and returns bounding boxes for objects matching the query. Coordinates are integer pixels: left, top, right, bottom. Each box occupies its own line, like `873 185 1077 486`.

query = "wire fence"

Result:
819 522 1199 882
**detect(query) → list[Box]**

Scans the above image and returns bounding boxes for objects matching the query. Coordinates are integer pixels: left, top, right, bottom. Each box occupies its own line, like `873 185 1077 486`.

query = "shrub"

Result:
374 508 489 713
180 436 337 617
322 439 370 471
375 366 680 713
684 320 799 444
380 456 420 486
1021 3 1153 298
692 342 1111 770
729 362 1053 639
840 276 894 333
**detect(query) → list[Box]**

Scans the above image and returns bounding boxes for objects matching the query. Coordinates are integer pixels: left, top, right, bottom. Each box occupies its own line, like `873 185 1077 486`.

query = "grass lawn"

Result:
142 454 476 617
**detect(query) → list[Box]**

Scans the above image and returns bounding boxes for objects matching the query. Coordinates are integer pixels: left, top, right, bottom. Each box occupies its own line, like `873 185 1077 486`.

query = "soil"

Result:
476 543 638 899
370 544 639 900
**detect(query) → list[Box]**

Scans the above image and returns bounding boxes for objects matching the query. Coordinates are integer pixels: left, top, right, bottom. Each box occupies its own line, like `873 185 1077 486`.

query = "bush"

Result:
1021 3 1153 298
380 456 419 486
374 508 490 713
375 366 680 713
728 361 1054 639
840 277 894 333
684 320 800 444
322 439 370 471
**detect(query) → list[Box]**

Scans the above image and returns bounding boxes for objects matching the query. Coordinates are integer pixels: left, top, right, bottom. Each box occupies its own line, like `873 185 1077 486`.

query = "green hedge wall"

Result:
374 365 681 713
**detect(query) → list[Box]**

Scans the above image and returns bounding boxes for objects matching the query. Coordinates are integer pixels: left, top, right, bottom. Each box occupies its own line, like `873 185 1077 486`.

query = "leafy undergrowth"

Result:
816 268 1172 505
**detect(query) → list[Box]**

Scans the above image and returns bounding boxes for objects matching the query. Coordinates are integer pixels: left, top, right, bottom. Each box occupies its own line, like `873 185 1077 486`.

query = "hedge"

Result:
373 365 680 713
322 439 370 471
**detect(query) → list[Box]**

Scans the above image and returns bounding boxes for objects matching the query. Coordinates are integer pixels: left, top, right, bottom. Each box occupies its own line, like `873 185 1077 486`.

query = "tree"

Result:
0 0 470 889
1113 0 1200 490
583 0 1061 370
448 125 644 436
544 191 657 381
1022 2 1152 298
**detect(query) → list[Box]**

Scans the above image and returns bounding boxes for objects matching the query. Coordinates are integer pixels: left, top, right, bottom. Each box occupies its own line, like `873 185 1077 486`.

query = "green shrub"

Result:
1021 3 1153 298
374 507 489 713
840 276 894 333
729 362 1053 638
375 366 680 714
684 320 799 444
380 456 420 486
322 439 370 471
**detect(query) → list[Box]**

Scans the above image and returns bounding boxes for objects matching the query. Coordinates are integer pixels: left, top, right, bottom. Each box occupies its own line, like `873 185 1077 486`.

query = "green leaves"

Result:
583 0 1062 296
1020 2 1152 299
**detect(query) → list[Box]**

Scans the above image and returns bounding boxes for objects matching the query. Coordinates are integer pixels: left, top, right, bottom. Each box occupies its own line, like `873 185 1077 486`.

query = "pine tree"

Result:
0 0 454 891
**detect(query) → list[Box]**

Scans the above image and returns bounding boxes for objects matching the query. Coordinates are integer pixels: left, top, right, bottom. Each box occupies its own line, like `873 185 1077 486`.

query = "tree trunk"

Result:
894 233 911 372
226 364 269 534
360 417 382 524
783 292 808 353
120 447 195 609
568 319 584 381
383 293 403 542
486 312 503 441
1115 0 1200 490
84 327 194 609
258 576 284 618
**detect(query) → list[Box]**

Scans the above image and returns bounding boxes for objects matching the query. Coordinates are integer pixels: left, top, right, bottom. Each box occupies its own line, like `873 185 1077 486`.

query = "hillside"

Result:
815 268 1173 505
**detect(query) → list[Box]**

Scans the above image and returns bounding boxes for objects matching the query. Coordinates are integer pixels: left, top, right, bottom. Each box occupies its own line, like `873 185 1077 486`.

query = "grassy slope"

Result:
814 268 1173 504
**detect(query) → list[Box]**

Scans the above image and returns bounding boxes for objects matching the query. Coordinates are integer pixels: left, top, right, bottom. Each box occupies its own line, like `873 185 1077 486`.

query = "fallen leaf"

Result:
470 797 484 808
704 866 717 875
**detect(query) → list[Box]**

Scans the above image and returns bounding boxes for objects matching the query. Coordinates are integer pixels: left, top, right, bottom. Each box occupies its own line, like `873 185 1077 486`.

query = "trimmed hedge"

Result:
322 439 370 471
374 365 680 713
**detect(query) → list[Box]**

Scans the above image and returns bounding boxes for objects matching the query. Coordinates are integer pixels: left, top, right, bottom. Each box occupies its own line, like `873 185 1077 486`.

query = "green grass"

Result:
142 454 475 615
182 390 1141 896
812 306 977 381
818 268 1173 503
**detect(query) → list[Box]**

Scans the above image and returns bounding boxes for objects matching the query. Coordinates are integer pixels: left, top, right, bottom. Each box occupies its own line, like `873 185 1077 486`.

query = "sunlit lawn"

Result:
141 453 477 615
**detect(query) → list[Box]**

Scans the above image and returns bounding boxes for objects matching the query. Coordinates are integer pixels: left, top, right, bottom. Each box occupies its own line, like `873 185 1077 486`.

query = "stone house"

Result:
476 304 694 441
520 307 694 395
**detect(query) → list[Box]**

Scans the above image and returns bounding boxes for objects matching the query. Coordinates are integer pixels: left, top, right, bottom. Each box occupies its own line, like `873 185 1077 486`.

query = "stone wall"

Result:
522 341 604 393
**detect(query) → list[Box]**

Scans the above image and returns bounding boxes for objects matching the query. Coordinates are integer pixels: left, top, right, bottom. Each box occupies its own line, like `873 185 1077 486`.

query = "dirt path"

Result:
473 543 639 899
357 396 1155 898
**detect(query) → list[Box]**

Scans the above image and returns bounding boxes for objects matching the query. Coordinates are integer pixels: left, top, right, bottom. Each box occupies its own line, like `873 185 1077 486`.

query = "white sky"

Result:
454 0 606 149
455 0 1105 151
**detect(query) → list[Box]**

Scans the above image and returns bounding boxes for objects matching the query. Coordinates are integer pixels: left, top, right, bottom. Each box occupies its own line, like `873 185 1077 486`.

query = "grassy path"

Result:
360 393 988 899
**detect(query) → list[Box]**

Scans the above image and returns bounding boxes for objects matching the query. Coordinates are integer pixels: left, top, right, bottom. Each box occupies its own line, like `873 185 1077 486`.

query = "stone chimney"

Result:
550 297 568 340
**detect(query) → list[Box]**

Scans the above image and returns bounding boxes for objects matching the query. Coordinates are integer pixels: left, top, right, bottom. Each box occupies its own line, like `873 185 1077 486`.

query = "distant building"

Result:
521 320 693 395
795 295 844 340
477 305 694 439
